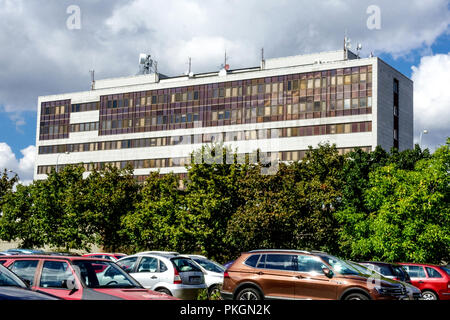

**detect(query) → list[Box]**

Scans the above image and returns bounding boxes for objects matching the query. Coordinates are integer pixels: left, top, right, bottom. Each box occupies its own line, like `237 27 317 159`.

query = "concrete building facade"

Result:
34 49 413 181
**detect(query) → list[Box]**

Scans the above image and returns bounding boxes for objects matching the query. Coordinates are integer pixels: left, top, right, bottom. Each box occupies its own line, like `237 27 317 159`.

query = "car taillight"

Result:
174 268 182 284
224 271 230 278
393 277 399 281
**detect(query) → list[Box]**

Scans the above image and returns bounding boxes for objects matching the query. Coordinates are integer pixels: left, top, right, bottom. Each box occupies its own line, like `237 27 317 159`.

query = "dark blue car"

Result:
0 264 59 300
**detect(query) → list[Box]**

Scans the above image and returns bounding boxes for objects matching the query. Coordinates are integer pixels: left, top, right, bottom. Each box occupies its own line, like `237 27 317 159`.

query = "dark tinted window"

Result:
159 260 168 272
265 254 297 271
440 267 450 276
256 254 266 268
244 255 260 268
9 260 38 285
392 266 409 281
0 260 5 265
426 267 442 278
0 265 26 287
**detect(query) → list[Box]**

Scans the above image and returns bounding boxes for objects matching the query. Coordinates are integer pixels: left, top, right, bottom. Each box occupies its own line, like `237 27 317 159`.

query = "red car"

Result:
399 263 450 300
0 255 178 300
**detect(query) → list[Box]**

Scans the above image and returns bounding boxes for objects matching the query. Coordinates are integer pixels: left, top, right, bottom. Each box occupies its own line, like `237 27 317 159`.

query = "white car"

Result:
180 255 225 297
116 253 206 300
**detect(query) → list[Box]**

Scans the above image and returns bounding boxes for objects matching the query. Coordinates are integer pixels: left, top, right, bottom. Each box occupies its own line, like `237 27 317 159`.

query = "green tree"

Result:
122 172 185 252
83 165 140 252
336 141 450 263
0 169 18 205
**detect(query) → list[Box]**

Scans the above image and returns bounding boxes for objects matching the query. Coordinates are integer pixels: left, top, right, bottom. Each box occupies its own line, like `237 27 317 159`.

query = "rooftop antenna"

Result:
356 43 362 58
89 70 95 90
261 47 266 69
138 53 157 75
185 57 194 77
344 33 351 60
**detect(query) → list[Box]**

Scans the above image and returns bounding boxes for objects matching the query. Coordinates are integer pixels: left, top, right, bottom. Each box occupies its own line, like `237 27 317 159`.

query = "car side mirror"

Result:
322 267 334 278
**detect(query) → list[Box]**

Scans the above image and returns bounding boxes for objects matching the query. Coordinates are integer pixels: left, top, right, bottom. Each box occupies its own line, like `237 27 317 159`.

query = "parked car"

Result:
117 253 206 299
221 249 408 300
351 261 422 300
181 255 225 297
0 264 60 300
0 255 178 300
399 262 450 300
82 253 127 262
6 249 45 255
136 251 180 256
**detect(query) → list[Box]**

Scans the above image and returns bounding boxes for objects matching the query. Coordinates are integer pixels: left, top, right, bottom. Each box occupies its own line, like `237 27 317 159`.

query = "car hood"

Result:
0 287 60 300
86 288 179 300
341 274 402 287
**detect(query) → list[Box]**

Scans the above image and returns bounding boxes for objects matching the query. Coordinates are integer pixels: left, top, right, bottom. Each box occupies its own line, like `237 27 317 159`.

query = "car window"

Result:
116 257 138 273
72 260 140 289
297 255 327 274
137 257 158 273
440 267 450 276
317 255 359 275
244 254 260 268
0 265 26 287
426 267 442 278
264 254 297 271
159 260 168 272
40 261 74 289
9 260 38 286
392 266 409 281
0 260 5 265
193 258 225 273
256 255 266 269
403 265 426 278
171 258 201 273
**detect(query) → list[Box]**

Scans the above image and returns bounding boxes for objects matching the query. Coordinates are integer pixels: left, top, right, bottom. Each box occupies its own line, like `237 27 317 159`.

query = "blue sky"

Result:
0 0 449 182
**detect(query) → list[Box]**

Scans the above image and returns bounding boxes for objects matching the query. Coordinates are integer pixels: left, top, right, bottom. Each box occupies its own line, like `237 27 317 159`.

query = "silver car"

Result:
181 255 225 297
116 253 206 300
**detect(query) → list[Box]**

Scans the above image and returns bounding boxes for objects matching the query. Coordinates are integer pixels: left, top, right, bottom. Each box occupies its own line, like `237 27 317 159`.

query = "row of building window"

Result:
71 102 99 113
38 121 371 155
37 145 372 175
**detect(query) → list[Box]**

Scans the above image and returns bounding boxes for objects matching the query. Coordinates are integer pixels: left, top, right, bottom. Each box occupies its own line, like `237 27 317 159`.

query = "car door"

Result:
402 265 427 291
424 267 447 296
37 259 83 300
253 254 296 300
116 256 138 274
294 255 338 300
130 256 160 289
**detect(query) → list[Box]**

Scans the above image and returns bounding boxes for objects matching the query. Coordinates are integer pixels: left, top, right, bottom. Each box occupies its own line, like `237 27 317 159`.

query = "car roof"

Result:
398 262 442 267
1 255 111 262
247 249 314 255
360 261 401 267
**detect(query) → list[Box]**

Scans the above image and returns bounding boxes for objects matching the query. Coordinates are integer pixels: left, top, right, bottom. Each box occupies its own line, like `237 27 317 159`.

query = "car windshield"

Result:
318 255 360 275
348 262 374 276
72 260 141 289
440 266 450 276
0 265 27 288
171 258 201 272
192 258 225 273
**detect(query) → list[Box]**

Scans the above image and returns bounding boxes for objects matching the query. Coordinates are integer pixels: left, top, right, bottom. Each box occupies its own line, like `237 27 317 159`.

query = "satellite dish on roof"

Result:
138 53 156 75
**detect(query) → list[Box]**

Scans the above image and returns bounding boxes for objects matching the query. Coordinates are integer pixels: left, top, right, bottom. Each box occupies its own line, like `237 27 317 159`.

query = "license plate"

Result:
189 276 200 284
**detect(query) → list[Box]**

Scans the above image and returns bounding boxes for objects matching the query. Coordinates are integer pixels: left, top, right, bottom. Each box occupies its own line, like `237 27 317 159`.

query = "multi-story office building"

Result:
34 49 413 181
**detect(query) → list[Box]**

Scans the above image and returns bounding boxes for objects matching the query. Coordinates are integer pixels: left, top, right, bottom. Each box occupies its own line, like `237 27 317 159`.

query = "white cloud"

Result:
0 143 36 185
412 53 450 149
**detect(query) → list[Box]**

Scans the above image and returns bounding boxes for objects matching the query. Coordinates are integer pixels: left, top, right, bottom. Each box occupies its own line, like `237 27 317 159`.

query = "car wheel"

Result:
344 292 370 300
156 288 172 296
208 285 221 299
421 290 438 300
236 287 262 300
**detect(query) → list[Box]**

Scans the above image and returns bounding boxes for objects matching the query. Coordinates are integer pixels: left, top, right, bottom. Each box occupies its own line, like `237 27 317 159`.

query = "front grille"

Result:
387 286 407 296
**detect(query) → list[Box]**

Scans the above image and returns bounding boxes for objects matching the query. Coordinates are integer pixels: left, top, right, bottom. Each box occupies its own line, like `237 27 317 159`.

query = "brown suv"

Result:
221 250 408 300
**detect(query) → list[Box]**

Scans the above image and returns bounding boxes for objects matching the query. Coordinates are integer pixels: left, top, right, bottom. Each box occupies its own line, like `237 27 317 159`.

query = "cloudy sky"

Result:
0 0 449 183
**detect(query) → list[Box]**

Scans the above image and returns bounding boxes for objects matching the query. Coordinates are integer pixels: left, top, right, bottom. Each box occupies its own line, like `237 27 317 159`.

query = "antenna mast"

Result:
89 70 95 90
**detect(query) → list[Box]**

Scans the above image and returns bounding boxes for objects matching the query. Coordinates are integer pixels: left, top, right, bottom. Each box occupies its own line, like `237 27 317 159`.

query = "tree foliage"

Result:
0 139 448 264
